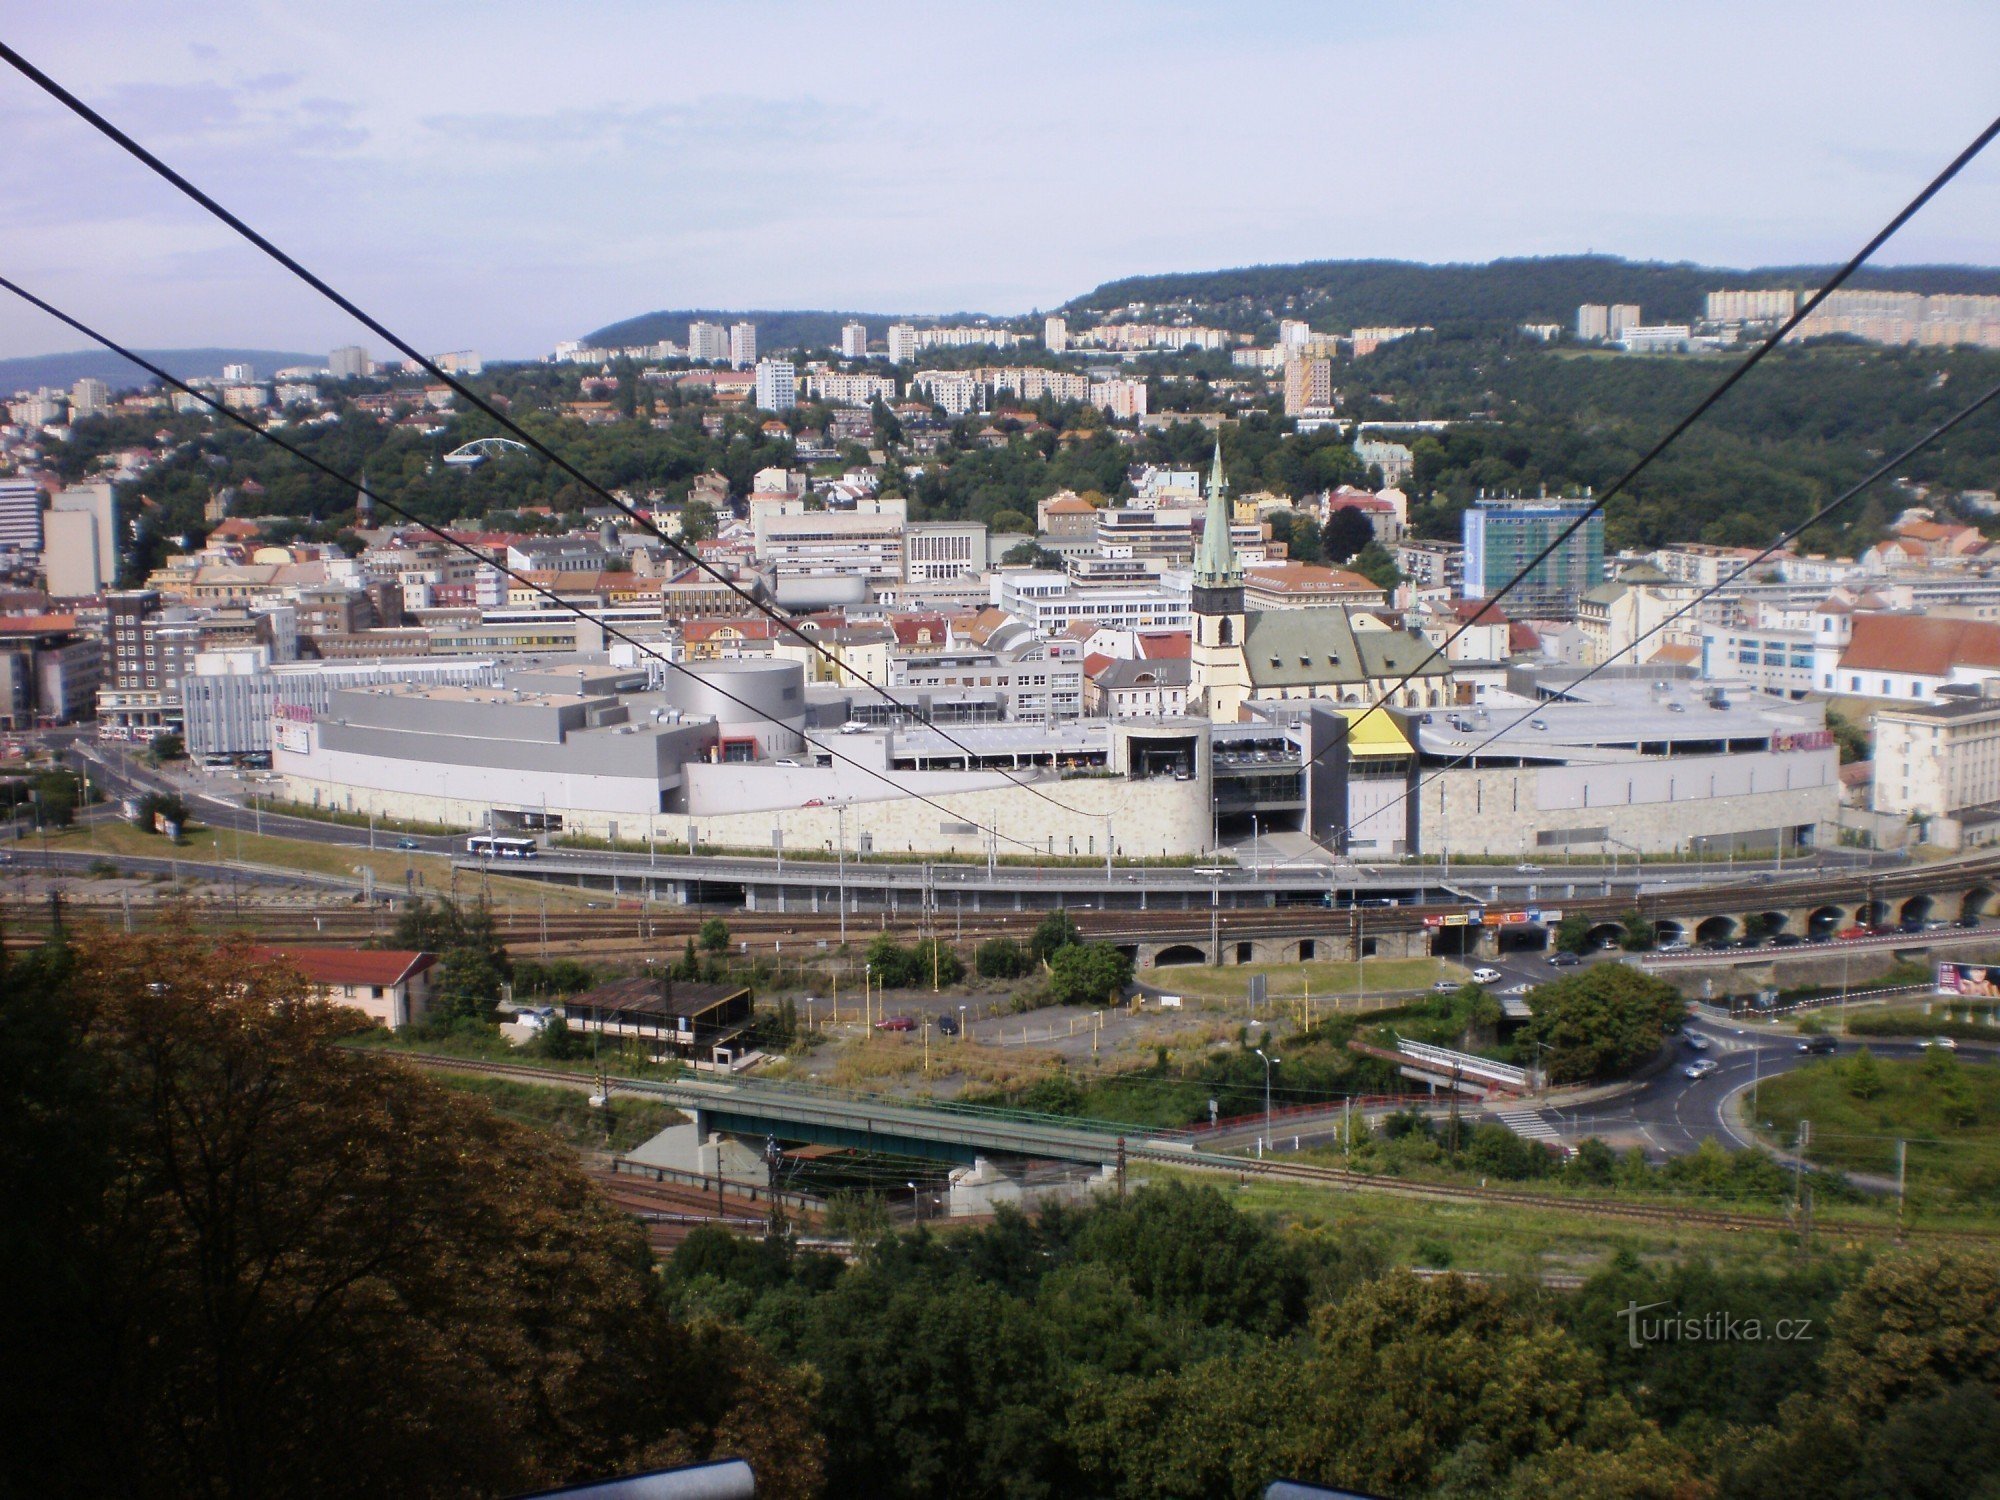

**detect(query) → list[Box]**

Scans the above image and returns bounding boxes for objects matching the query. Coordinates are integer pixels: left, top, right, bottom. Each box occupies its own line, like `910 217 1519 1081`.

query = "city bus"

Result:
466 835 537 859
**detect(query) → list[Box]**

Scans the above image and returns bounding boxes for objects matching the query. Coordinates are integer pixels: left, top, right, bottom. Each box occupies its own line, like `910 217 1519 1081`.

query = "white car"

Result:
1924 1036 1959 1051
1683 1059 1720 1081
1472 968 1503 984
1515 862 1543 872
1432 979 1462 993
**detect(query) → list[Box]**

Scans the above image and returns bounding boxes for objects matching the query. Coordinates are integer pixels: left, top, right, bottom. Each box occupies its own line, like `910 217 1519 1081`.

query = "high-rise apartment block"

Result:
1043 316 1068 354
69 378 110 418
1282 355 1334 415
753 359 797 413
1704 289 1796 324
221 362 255 384
1461 495 1605 618
1608 304 1641 339
688 322 730 363
1279 319 1312 348
840 321 869 358
435 351 482 376
1091 378 1149 420
0 478 41 555
886 323 918 364
1576 304 1610 340
729 322 758 369
48 482 117 597
329 345 372 379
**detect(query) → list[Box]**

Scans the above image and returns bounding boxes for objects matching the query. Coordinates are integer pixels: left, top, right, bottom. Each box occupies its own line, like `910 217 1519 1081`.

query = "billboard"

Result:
1936 961 2000 998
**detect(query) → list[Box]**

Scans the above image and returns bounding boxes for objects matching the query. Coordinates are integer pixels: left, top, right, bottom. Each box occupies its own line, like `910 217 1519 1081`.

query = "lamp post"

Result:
1254 1047 1280 1148
836 801 848 947
958 1002 967 1043
906 1179 920 1224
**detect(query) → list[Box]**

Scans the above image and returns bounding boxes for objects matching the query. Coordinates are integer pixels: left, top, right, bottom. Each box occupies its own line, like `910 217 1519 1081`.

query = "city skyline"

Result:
1 1 1998 360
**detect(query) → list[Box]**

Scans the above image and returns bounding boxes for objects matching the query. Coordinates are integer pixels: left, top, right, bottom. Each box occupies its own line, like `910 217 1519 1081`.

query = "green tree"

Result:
147 731 186 763
1029 909 1082 964
1321 506 1375 563
988 508 1032 534
1825 706 1870 764
974 937 1029 979
679 498 717 541
1522 964 1684 1083
1554 912 1594 954
1844 1045 1884 1099
29 769 79 828
1046 942 1133 1007
1618 909 1655 952
698 916 731 954
1350 539 1402 591
1001 539 1064 569
394 896 512 1026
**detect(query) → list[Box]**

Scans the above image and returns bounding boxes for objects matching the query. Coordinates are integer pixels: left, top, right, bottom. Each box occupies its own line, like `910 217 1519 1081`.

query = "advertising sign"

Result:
1937 961 2000 998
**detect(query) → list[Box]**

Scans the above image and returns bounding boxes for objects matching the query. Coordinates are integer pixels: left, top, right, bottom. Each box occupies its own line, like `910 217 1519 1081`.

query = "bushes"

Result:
975 937 1031 979
1046 943 1134 1008
1521 963 1684 1082
864 932 965 990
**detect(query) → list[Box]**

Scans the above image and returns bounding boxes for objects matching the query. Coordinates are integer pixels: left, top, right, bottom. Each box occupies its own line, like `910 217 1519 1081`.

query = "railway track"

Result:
388 1052 1996 1244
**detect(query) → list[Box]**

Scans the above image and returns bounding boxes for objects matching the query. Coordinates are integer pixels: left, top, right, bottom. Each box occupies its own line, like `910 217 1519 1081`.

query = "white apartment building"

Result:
840 322 868 359
1044 316 1068 354
993 569 1192 635
807 371 896 406
912 325 1026 352
8 393 63 426
329 345 371 379
1619 325 1693 354
757 510 906 585
912 371 982 415
886 324 917 364
1091 378 1149 420
435 350 482 375
988 367 1089 403
753 359 796 413
1705 289 1797 324
729 322 758 369
903 521 988 581
688 322 730 363
0 478 41 555
222 362 255 383
1873 686 2000 830
1576 304 1610 340
1608 304 1641 338
1353 437 1413 484
70 378 110 418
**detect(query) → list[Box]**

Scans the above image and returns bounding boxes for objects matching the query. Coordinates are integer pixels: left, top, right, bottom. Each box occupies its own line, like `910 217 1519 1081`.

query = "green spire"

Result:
1194 437 1240 587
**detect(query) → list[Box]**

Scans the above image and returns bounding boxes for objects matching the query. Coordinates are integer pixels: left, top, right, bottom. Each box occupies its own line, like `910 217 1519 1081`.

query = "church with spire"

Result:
1186 439 1453 722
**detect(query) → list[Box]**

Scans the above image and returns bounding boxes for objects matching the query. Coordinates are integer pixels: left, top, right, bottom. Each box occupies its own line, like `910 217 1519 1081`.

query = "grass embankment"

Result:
1148 956 1463 1005
1756 1054 2000 1212
427 1073 685 1153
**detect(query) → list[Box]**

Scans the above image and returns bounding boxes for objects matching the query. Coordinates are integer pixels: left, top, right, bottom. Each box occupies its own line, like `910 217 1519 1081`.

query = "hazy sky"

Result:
2 1 1997 360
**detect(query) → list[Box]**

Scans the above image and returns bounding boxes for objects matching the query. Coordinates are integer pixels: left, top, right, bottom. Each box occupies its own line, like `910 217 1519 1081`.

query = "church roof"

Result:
1191 439 1241 587
1242 608 1447 688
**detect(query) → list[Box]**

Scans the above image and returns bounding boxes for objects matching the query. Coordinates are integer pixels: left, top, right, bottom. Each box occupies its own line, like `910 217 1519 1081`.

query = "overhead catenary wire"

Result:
1340 370 2000 858
0 276 1063 856
0 40 1103 820
1288 110 2000 795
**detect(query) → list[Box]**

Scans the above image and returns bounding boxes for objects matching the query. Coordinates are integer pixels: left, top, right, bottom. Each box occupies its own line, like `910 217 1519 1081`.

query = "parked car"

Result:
1683 1059 1720 1081
1771 933 1804 947
1547 952 1581 968
1515 862 1543 872
394 837 420 851
1685 1034 1711 1051
1798 1034 1838 1055
935 1016 959 1036
1472 967 1503 984
1835 925 1873 940
875 1015 918 1032
1432 979 1462 993
1958 915 1984 928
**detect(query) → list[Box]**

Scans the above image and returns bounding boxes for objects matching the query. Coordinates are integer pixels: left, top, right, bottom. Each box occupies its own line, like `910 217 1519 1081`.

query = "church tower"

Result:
1189 438 1251 721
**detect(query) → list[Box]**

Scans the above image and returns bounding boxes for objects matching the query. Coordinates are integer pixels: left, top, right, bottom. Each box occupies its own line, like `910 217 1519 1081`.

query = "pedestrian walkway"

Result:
1492 1107 1564 1147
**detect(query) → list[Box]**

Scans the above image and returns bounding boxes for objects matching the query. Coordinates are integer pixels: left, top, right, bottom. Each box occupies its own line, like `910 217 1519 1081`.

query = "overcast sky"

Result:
2 1 1997 361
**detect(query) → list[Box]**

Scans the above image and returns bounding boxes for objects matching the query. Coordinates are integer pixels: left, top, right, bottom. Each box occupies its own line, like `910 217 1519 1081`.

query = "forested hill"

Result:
1064 255 2000 333
584 307 1002 352
0 347 323 393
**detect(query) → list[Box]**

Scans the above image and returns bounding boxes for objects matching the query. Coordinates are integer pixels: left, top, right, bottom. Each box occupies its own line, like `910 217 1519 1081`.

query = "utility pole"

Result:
1896 1138 1908 1237
764 1135 787 1242
1792 1118 1811 1248
1115 1136 1127 1196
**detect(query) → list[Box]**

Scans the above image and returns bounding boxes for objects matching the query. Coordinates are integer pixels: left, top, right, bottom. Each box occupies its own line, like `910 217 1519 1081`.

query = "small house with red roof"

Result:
252 946 439 1030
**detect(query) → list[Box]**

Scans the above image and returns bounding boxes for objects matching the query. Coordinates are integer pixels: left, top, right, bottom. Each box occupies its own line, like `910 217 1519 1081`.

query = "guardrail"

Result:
1395 1038 1529 1090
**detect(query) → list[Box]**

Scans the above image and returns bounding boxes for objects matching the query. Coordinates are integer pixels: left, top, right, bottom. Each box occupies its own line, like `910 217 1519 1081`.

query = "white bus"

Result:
466 835 537 859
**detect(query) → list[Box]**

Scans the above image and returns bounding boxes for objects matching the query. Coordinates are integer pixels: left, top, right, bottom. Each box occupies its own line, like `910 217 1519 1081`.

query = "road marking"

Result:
1493 1108 1563 1144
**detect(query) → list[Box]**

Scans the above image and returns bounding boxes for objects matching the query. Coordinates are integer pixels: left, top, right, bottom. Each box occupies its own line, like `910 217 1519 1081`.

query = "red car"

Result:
875 1015 918 1032
1834 925 1873 941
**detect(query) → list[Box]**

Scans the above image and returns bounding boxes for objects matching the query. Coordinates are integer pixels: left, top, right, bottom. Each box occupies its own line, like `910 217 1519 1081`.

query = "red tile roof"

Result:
1840 613 2000 676
0 613 76 634
252 947 437 988
1136 630 1191 660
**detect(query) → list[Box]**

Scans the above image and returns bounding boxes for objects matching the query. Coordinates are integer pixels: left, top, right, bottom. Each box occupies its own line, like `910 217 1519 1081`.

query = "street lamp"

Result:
1254 1047 1280 1147
906 1179 920 1224
957 1002 967 1042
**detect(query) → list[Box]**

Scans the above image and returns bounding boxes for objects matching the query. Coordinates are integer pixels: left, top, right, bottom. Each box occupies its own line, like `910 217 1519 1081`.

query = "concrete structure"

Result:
0 477 41 556
183 654 503 761
565 975 753 1065
728 322 758 369
1830 613 2000 703
1044 315 1068 353
903 520 987 581
753 358 796 412
840 321 868 359
69 378 110 418
1872 683 2000 846
1705 289 1796 324
886 323 917 364
688 322 729 363
1462 495 1605 618
329 345 371 379
1352 436 1413 484
993 569 1192 635
1576 304 1610 340
254 946 438 1030
47 482 117 596
1282 354 1334 415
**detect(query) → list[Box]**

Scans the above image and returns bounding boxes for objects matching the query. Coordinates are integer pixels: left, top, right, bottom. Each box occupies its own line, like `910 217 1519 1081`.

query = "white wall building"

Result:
753 359 796 413
886 323 917 364
840 321 869 358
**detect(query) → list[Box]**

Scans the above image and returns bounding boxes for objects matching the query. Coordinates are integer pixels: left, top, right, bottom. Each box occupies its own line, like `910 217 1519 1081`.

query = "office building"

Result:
1044 315 1068 354
753 359 796 413
688 322 730 363
53 482 116 579
1461 495 1605 618
840 321 868 358
903 520 988 581
69 378 110 418
729 322 758 369
0 478 41 555
329 345 372 379
1873 683 2000 845
886 323 918 363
